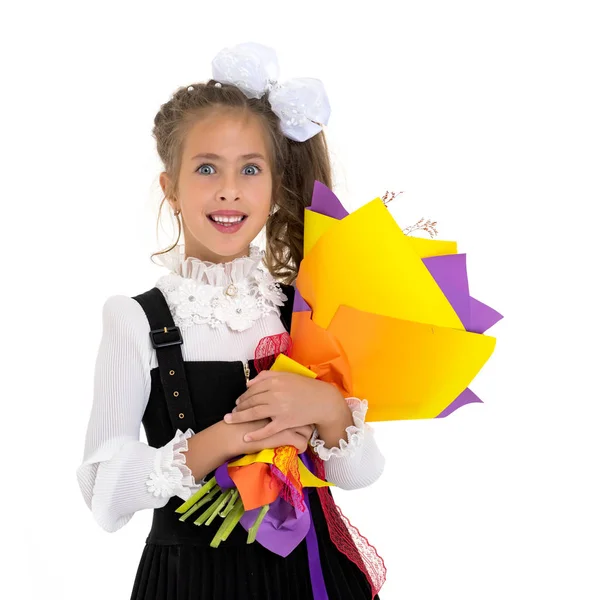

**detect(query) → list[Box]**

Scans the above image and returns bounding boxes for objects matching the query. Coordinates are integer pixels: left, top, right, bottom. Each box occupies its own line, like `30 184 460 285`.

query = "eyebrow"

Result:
191 152 267 161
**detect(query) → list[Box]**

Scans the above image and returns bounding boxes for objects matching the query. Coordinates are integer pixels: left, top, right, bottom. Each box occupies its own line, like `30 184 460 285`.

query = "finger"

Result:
292 422 315 433
236 380 271 405
291 431 309 452
295 426 315 441
224 405 271 424
294 424 313 434
297 425 315 437
232 394 267 413
246 370 277 387
234 390 271 412
243 420 282 443
245 369 269 386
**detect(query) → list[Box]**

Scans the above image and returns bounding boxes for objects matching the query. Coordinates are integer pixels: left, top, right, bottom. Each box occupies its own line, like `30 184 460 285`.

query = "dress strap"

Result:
132 287 198 433
279 284 295 334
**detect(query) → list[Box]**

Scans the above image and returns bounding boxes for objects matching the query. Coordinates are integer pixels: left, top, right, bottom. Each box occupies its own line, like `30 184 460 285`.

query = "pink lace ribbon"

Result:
254 334 387 599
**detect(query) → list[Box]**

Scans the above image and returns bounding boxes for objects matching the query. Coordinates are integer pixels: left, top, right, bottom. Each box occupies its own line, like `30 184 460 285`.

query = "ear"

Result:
160 172 179 212
159 171 169 196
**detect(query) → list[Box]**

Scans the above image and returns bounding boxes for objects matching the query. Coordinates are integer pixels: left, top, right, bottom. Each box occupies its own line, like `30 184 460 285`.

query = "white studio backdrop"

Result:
2 1 598 598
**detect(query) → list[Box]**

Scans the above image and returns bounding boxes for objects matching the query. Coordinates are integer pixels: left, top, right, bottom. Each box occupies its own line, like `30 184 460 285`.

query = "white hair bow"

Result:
211 42 331 142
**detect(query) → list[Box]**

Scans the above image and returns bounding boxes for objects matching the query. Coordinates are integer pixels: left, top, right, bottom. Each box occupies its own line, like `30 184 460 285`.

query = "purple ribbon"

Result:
300 451 329 600
215 455 328 599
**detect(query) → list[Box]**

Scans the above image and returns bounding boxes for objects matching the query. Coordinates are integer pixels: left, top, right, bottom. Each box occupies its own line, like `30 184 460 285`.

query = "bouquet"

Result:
174 181 502 599
281 181 502 419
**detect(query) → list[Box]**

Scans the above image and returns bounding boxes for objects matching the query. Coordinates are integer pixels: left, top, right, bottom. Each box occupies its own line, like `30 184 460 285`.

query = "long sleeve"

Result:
75 295 202 533
310 398 385 490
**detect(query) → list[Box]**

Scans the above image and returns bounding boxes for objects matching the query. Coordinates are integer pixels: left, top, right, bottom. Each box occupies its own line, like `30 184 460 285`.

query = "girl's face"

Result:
161 108 273 264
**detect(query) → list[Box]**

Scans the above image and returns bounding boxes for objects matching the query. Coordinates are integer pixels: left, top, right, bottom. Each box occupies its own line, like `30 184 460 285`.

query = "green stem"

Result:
247 504 270 544
175 476 216 514
205 489 234 526
178 485 220 522
218 489 239 518
194 490 230 526
210 498 245 548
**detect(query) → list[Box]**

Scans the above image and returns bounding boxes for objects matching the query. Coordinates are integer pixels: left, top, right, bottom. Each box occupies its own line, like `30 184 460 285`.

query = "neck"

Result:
183 243 251 264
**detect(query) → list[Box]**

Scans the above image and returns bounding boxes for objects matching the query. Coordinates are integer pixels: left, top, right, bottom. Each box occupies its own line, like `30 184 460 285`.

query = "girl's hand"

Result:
230 417 315 455
245 423 316 455
224 370 347 443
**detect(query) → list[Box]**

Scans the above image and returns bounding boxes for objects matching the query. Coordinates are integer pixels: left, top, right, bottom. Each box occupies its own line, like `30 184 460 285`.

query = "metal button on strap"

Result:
179 413 185 419
169 370 175 376
173 391 179 397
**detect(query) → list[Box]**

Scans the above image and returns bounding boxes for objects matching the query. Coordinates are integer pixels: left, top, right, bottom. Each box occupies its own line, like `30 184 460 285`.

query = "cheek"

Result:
245 202 271 236
252 182 273 216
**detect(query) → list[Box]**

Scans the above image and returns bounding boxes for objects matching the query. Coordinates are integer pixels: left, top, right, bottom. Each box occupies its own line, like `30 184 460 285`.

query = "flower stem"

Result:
219 489 239 518
205 489 234 526
193 490 229 526
175 476 217 514
210 497 245 548
247 504 270 544
178 485 220 522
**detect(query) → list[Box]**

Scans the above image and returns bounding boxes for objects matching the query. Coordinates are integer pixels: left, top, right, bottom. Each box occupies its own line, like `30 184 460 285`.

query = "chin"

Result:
199 234 256 260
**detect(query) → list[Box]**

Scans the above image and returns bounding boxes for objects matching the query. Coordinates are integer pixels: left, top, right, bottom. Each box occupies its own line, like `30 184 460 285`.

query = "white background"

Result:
3 0 599 598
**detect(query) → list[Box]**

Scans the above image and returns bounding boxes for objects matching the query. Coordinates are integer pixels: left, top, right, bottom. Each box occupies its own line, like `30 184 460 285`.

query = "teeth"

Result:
211 215 245 223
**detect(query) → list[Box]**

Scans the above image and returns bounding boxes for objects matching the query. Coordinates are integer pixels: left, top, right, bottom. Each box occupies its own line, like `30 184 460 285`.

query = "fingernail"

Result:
232 407 237 413
224 414 232 422
244 434 251 442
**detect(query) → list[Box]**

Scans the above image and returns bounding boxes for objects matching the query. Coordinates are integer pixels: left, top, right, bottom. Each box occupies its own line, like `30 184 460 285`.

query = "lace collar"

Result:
153 244 265 286
153 244 287 332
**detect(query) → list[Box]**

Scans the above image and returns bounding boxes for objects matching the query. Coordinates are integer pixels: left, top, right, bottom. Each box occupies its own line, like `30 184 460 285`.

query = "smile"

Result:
207 214 248 234
209 215 245 224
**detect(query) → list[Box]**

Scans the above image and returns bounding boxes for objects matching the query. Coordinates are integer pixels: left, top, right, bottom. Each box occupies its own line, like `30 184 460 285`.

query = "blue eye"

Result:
196 163 262 176
243 164 261 176
197 164 216 175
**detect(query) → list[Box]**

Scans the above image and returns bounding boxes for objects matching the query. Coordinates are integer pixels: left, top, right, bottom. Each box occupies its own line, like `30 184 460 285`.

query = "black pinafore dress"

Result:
129 284 380 600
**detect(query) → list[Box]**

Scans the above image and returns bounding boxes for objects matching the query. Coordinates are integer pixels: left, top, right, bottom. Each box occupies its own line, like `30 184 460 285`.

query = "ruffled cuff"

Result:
145 428 201 500
309 397 370 461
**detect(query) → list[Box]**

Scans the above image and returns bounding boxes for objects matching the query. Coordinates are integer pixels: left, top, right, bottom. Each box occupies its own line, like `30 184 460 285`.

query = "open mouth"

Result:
207 214 248 233
208 215 247 225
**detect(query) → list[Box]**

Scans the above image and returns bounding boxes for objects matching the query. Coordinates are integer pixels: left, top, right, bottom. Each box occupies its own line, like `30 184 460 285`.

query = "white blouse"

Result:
76 245 386 533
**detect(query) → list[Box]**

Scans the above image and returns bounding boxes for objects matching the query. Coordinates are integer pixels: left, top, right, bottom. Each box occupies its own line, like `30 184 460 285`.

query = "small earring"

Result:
174 208 181 216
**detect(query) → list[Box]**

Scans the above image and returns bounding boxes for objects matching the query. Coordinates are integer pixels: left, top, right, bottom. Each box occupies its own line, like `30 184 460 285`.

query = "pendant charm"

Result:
224 283 238 297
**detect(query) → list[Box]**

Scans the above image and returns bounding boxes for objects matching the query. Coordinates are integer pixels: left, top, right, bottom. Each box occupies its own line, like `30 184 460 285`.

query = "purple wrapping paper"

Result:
240 496 310 557
420 253 502 417
292 287 312 313
422 253 503 334
216 458 312 558
309 180 349 220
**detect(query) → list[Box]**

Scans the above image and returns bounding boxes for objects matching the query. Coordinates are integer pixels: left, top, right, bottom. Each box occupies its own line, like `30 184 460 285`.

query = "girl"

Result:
76 42 386 600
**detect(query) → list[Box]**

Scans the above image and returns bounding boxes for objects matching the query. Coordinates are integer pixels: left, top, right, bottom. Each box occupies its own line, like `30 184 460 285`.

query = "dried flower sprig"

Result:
403 218 438 239
381 190 404 207
381 190 439 239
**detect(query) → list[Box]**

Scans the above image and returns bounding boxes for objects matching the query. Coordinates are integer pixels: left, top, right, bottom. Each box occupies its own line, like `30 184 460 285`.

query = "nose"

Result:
219 192 240 201
217 172 241 202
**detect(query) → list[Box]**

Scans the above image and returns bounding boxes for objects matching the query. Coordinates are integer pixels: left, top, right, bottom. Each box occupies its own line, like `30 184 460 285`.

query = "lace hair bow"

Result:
211 42 331 142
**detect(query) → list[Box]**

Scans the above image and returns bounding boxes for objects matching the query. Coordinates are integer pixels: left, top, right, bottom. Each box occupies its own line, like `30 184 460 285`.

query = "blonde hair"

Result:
150 80 333 285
